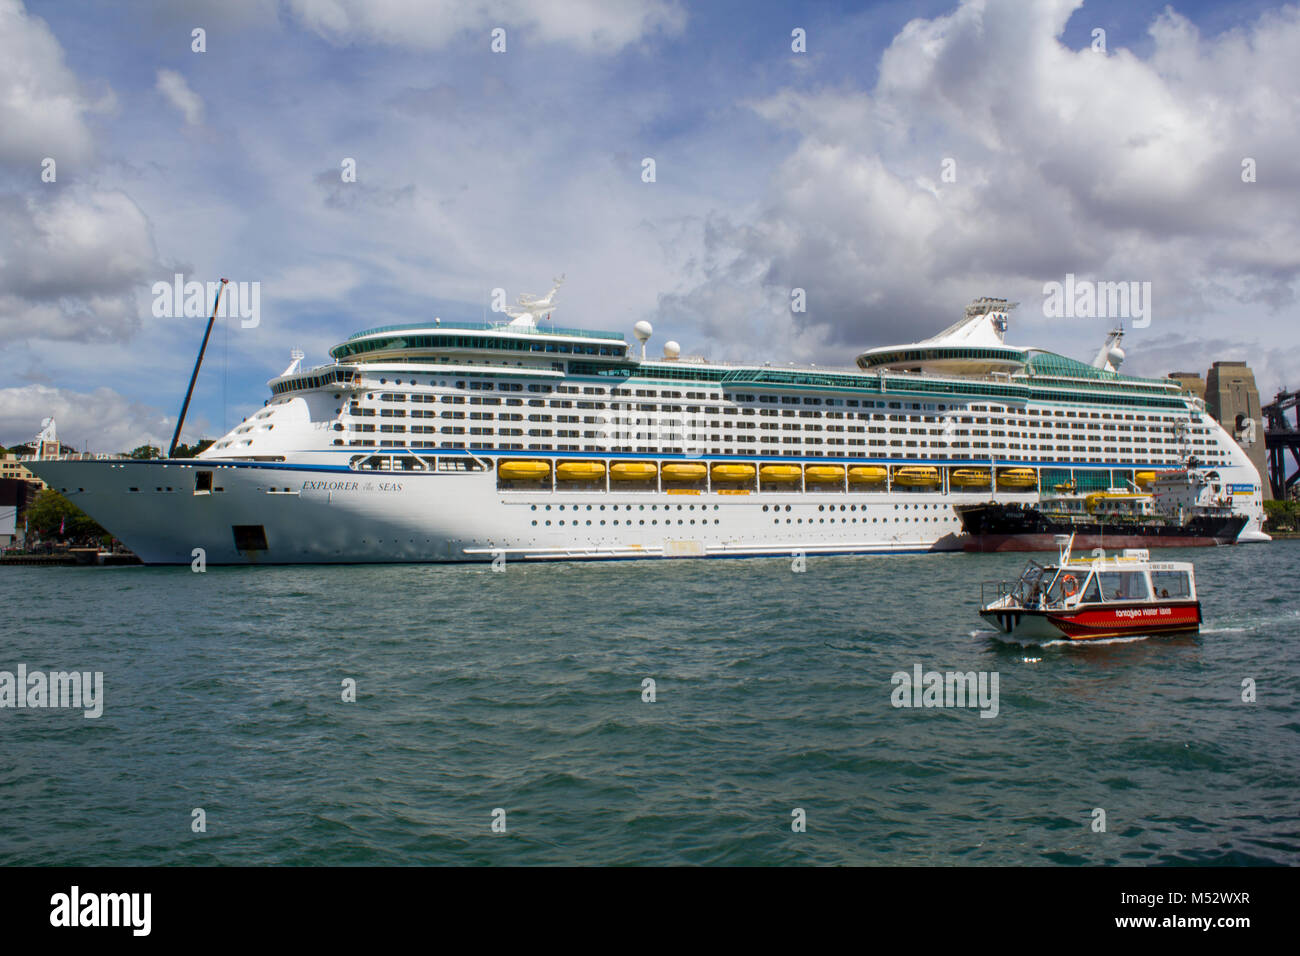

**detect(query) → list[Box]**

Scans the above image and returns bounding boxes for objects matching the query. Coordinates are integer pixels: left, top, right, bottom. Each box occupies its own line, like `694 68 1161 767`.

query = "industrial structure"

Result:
1168 362 1270 500
1263 389 1300 500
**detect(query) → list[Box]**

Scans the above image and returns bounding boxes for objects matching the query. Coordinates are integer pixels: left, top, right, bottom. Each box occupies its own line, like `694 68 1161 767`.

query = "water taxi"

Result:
979 535 1201 640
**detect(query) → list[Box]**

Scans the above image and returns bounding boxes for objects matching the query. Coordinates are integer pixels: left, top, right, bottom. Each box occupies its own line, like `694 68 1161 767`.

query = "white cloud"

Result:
660 0 1300 388
285 0 685 51
0 384 199 455
0 0 102 168
0 189 161 342
155 68 203 126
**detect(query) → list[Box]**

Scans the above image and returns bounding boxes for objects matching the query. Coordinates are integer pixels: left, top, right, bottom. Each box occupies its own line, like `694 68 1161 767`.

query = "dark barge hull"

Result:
956 503 1248 553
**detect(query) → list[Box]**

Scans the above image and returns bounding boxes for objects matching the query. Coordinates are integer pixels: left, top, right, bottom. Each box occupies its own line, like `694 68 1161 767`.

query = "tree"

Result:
1264 499 1299 532
129 444 162 460
172 439 215 458
23 489 108 543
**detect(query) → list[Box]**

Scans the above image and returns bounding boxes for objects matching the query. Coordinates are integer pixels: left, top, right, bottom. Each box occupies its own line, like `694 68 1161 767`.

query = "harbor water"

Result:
2 542 1297 866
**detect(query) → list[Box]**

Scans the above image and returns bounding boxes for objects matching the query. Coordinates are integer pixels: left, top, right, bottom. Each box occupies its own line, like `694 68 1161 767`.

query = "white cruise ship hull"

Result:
28 458 1036 565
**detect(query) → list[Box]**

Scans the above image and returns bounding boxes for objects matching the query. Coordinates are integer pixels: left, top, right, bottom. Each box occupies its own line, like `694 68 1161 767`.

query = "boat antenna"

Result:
169 278 228 458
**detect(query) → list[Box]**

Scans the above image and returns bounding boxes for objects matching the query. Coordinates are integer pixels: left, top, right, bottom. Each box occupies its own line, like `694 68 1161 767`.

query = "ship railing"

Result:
980 580 1014 607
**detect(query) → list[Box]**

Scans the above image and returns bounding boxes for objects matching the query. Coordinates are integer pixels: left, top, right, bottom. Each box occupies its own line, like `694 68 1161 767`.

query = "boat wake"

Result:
976 628 1163 649
1201 609 1299 635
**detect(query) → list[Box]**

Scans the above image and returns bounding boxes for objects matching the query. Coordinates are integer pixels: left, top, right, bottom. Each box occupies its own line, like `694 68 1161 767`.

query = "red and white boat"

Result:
979 535 1201 641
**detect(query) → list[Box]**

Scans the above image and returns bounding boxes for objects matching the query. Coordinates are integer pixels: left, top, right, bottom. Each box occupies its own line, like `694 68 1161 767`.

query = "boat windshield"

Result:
1043 570 1084 605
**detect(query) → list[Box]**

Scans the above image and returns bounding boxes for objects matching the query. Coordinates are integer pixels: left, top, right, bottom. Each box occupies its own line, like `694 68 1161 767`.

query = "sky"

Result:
0 0 1297 453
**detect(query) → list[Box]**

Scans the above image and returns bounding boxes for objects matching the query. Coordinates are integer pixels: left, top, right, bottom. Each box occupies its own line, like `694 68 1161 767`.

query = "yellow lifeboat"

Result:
847 466 887 484
609 462 658 481
759 464 802 483
996 467 1038 488
892 466 940 486
555 461 605 481
661 463 707 481
949 468 991 487
1134 471 1157 487
710 463 756 482
804 464 846 483
498 460 550 480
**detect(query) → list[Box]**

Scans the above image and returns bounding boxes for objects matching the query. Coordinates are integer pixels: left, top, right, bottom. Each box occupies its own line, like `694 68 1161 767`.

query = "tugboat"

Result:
979 535 1201 641
956 467 1247 552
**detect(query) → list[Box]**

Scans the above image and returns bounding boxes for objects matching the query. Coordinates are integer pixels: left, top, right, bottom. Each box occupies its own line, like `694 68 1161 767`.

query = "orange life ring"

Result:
1061 574 1078 597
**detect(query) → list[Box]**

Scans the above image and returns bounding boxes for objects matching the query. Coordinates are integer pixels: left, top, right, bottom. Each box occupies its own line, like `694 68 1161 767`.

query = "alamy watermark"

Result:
1042 274 1151 328
151 273 260 328
50 886 150 936
1 665 103 718
890 663 999 719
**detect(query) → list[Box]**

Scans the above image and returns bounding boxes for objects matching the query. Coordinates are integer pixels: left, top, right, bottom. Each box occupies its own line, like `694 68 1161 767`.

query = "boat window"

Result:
1095 571 1150 601
1045 570 1081 604
1150 570 1191 599
1080 574 1101 603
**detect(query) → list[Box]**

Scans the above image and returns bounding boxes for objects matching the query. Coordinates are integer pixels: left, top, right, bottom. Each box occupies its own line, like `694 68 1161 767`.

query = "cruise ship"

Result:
26 287 1268 564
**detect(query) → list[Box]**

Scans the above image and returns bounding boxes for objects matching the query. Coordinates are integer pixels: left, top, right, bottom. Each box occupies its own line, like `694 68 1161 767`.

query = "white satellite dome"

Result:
1108 345 1126 368
663 340 681 359
633 321 653 343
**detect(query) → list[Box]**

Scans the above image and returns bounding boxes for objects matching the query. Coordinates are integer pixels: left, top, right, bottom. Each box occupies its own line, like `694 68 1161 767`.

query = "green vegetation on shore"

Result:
22 489 109 546
1264 499 1300 533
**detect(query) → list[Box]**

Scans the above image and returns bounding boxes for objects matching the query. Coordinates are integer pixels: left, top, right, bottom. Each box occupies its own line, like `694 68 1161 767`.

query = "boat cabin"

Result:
1006 549 1197 611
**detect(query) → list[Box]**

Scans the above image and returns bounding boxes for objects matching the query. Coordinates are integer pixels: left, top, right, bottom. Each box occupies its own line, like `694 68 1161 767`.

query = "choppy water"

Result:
2 542 1298 866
